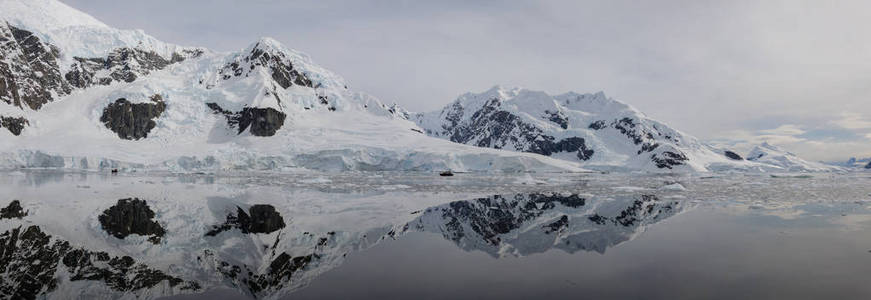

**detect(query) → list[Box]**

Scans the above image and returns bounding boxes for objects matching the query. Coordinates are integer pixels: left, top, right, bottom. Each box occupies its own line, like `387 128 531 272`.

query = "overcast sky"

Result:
61 0 871 161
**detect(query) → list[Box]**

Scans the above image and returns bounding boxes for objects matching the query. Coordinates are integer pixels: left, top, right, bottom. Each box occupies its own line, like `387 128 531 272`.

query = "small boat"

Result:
439 170 454 177
111 168 119 174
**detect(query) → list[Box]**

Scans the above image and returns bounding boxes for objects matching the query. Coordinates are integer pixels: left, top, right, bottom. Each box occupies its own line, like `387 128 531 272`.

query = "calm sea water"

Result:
1 171 870 299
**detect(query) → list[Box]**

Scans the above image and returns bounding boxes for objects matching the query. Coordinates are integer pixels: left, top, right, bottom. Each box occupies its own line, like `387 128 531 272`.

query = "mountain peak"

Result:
415 85 712 171
756 142 789 154
252 37 285 50
0 0 108 32
245 37 293 56
745 142 837 171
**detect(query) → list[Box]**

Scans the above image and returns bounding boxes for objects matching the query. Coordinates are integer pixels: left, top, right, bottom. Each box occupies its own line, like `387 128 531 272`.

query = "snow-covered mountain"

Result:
746 142 842 172
0 0 586 173
825 157 871 169
415 86 771 172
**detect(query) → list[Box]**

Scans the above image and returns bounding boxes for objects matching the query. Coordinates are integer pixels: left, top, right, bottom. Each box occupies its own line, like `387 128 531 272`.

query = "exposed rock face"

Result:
98 198 166 244
724 150 743 160
206 204 286 236
407 193 681 256
207 103 286 137
588 120 607 130
428 193 587 246
416 87 714 170
430 98 595 160
598 117 683 158
543 215 569 234
589 195 673 227
650 149 689 169
545 110 568 129
100 95 166 140
1 19 199 111
0 200 26 219
202 249 314 298
0 22 71 110
214 40 313 89
866 161 871 169
0 225 199 299
248 205 286 233
0 116 28 135
65 47 202 89
546 137 595 161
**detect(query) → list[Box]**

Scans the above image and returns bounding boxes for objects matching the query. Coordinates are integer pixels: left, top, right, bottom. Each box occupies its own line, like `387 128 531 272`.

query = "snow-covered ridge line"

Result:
745 142 839 172
0 0 195 69
414 86 842 173
825 157 871 169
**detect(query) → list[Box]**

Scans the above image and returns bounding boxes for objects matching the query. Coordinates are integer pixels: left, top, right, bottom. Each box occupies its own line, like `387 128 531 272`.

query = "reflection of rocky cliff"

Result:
403 193 685 256
0 192 686 299
0 196 381 300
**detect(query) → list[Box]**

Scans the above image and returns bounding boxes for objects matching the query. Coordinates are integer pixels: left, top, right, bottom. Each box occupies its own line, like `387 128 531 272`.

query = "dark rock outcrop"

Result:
1 21 197 110
247 252 313 294
593 117 682 158
248 205 287 233
0 116 28 136
214 40 313 89
434 98 595 160
235 107 286 137
431 193 586 246
865 161 871 169
206 204 286 236
650 150 689 169
419 90 702 169
65 47 202 89
204 249 313 298
0 225 198 299
609 117 680 153
0 23 71 110
100 95 166 140
724 150 743 160
585 195 677 227
98 198 166 244
0 200 26 219
545 110 568 129
542 215 569 234
588 120 607 130
207 103 286 136
410 193 680 256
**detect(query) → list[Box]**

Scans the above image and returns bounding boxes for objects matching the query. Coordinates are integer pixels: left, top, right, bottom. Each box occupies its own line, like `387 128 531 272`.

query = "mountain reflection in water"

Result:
2 172 871 299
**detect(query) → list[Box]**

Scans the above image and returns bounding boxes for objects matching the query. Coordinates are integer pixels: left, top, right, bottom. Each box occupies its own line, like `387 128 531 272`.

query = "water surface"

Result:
0 171 869 299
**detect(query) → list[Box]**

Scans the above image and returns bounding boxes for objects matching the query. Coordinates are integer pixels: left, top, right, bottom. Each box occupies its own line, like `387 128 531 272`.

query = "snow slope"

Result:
415 86 774 172
746 142 841 172
0 0 586 173
0 0 191 70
